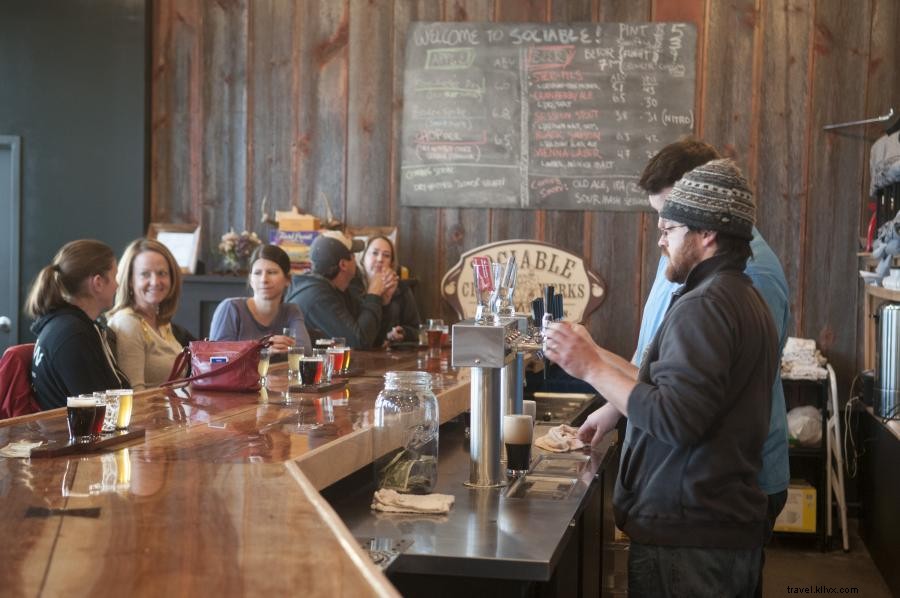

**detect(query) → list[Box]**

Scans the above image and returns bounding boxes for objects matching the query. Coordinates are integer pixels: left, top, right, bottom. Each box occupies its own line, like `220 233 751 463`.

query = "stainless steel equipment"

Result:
875 302 900 419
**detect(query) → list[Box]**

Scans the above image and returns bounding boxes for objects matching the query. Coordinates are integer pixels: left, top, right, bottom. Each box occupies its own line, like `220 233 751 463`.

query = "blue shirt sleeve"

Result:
209 298 241 341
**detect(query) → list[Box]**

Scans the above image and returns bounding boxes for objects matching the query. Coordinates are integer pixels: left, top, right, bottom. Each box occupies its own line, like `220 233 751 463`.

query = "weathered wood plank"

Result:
249 0 295 226
151 1 202 228
755 0 811 334
700 0 757 173
346 0 393 228
395 1 444 318
201 0 248 258
438 0 495 320
803 1 871 392
293 1 349 222
490 0 545 244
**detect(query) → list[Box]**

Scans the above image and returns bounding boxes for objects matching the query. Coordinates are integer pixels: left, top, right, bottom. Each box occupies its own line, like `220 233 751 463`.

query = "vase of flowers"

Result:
218 229 261 274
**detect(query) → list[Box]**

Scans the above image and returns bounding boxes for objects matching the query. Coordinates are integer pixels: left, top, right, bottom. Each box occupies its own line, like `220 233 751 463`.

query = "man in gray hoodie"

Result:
544 159 780 597
287 231 392 349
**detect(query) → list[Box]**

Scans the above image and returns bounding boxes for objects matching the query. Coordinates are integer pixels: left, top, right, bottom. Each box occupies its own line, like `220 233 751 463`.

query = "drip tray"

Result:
505 474 579 500
530 453 591 478
356 537 413 572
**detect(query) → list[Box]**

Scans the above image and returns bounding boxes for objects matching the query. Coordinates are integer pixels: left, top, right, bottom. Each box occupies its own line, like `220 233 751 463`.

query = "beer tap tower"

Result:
451 256 549 488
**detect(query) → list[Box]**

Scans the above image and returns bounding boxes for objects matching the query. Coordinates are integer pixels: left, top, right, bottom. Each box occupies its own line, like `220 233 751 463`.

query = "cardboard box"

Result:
270 229 319 274
275 207 319 232
773 480 816 533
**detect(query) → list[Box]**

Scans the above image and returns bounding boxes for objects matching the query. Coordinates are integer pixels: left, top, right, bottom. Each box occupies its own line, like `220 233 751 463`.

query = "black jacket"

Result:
349 274 421 343
30 306 128 409
615 253 779 549
286 272 383 349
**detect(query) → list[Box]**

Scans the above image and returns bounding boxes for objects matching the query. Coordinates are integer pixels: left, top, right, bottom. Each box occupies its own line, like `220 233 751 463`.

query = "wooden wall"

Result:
151 0 900 396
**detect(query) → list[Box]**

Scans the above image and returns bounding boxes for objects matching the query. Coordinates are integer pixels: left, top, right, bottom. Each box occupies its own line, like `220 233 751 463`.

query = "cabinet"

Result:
780 378 830 550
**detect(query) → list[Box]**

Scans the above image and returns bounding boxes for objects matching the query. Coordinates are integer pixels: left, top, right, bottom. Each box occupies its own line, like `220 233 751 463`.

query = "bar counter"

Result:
0 349 466 597
0 348 613 596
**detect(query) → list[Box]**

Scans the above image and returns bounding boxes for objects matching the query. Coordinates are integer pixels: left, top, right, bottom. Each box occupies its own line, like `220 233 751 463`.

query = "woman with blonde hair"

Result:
107 239 184 390
26 239 128 409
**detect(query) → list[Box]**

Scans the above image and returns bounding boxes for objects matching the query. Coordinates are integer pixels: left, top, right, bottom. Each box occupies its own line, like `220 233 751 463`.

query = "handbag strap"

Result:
161 336 272 389
165 347 191 383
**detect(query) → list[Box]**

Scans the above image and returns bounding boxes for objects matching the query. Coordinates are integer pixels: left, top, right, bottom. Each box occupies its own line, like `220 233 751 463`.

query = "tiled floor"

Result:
762 520 892 597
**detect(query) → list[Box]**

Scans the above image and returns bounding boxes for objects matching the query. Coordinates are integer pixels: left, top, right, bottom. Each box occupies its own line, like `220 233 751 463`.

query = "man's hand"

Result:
542 322 602 381
578 403 621 449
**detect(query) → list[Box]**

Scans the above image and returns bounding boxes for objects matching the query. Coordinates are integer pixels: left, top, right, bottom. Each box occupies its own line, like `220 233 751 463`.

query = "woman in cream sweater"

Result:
107 239 184 390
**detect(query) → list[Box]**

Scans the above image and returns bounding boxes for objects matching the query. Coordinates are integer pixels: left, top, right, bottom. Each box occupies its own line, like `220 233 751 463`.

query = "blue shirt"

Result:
632 228 791 494
209 298 312 353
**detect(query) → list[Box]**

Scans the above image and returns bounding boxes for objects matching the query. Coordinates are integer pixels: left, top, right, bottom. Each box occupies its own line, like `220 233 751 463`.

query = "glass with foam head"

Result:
67 396 98 443
503 414 534 476
258 348 272 388
287 346 304 381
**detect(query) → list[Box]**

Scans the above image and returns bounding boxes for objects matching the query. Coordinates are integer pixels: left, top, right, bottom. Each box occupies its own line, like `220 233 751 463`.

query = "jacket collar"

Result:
672 253 748 302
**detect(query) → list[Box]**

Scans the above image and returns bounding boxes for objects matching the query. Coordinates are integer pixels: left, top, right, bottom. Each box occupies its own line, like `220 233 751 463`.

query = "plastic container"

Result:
374 371 439 494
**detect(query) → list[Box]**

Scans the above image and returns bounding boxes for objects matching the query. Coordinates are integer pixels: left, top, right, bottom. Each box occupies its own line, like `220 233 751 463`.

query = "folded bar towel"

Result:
535 424 584 452
371 488 455 514
0 440 44 458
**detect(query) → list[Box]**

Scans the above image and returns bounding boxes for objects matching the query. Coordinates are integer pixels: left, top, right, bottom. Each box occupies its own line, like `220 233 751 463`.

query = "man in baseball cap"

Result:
287 230 393 348
543 158 781 597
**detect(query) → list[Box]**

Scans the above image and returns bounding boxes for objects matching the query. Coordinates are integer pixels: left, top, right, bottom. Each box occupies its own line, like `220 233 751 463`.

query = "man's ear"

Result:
699 230 718 249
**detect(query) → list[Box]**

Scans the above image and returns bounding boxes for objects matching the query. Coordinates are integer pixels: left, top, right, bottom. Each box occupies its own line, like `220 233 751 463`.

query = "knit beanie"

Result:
660 158 755 240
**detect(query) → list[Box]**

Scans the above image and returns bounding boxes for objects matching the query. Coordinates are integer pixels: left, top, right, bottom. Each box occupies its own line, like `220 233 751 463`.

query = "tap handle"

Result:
531 297 544 324
543 285 554 316
553 293 564 320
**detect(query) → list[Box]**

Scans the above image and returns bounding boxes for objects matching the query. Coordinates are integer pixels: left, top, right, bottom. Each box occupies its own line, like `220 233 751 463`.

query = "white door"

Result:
0 136 21 352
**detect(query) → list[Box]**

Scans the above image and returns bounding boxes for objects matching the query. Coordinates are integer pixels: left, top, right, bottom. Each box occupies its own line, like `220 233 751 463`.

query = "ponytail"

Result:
25 240 116 319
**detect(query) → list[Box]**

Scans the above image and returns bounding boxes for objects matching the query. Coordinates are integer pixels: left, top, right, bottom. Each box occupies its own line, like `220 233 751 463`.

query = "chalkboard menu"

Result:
400 22 697 211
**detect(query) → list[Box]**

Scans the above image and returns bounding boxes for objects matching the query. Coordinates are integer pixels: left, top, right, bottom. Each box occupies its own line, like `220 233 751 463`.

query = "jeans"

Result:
754 490 789 597
629 542 762 598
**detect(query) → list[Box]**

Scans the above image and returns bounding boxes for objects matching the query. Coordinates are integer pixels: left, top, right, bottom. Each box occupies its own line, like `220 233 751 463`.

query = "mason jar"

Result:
374 371 439 494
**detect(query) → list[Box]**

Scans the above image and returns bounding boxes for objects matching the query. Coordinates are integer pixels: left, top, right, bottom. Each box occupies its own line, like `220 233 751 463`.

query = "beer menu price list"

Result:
400 22 697 212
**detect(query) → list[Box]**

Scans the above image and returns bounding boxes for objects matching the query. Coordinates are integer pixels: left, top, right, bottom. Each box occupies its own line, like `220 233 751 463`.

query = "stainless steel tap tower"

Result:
452 314 542 488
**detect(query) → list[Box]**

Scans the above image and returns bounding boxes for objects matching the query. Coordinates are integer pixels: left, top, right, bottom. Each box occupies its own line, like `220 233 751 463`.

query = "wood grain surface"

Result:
0 349 468 596
149 0 900 402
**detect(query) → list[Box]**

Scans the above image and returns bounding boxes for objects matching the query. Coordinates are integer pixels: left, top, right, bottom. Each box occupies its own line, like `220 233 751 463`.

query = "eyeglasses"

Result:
658 224 688 240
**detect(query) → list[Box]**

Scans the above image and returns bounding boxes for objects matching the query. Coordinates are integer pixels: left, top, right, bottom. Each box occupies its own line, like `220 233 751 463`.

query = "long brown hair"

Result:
25 239 116 319
109 238 183 324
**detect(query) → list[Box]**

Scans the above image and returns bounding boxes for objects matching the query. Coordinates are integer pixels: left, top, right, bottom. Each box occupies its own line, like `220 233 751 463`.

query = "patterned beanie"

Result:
660 158 755 241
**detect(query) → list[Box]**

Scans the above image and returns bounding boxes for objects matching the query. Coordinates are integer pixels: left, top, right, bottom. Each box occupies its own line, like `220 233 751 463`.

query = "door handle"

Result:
0 316 11 333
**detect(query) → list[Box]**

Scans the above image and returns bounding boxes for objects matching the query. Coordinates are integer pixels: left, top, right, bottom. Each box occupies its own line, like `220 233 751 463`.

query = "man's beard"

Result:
664 237 700 284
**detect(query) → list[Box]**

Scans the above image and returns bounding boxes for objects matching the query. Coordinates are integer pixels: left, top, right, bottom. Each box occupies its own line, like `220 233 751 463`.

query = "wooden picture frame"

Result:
147 222 201 274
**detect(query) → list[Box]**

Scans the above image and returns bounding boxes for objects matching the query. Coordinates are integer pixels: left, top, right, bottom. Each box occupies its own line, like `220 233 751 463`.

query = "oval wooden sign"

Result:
441 239 606 322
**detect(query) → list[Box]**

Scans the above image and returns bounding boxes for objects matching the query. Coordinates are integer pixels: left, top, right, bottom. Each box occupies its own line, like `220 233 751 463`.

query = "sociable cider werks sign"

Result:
441 240 606 322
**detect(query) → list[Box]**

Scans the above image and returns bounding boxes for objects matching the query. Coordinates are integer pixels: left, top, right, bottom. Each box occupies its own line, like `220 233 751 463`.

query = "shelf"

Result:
865 285 900 302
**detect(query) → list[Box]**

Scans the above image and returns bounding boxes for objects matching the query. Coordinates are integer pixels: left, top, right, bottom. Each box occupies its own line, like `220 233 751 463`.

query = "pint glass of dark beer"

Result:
67 396 97 442
503 414 534 476
300 356 323 386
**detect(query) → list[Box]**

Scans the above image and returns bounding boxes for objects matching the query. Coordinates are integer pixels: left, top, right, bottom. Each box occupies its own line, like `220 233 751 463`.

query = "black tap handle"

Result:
553 294 564 320
543 286 554 319
531 297 544 324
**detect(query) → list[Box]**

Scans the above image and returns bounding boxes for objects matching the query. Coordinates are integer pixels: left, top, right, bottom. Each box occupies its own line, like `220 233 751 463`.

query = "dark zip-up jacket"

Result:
614 252 779 549
286 272 383 349
30 306 128 410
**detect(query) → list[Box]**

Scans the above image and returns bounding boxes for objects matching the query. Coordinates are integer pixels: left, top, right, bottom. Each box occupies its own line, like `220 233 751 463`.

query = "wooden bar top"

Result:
0 348 465 597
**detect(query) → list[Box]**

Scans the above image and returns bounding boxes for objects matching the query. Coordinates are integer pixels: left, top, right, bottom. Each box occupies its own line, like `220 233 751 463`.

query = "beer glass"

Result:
326 347 344 381
300 356 323 386
503 414 534 476
426 318 444 356
287 346 304 381
112 389 134 429
340 346 352 376
89 393 107 437
101 392 120 433
522 400 536 425
67 396 97 443
258 348 272 388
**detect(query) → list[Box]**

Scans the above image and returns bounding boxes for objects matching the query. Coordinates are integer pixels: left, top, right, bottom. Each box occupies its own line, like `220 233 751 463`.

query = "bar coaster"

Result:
286 381 347 394
30 428 146 459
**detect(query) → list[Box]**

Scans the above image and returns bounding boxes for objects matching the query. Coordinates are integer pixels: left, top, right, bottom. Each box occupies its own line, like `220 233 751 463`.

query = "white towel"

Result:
535 425 585 452
781 336 828 380
371 488 455 514
0 440 44 458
